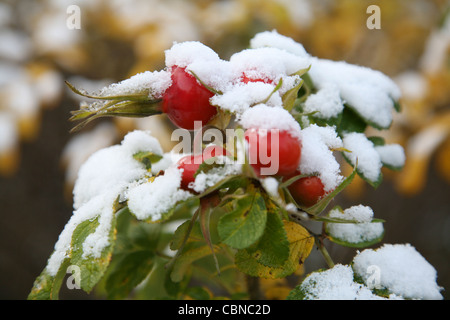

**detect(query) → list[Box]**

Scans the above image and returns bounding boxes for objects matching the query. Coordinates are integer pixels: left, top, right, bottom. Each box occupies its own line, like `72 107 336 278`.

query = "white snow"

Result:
308 58 401 129
336 205 373 223
99 70 172 99
352 244 443 300
239 104 302 141
299 264 388 300
190 157 242 194
250 30 310 58
46 192 117 276
343 132 382 183
187 59 235 93
298 125 343 192
46 131 166 275
73 130 162 209
303 84 344 119
326 205 384 245
211 83 282 115
127 165 193 221
230 47 310 81
165 41 221 69
260 176 280 199
375 144 405 169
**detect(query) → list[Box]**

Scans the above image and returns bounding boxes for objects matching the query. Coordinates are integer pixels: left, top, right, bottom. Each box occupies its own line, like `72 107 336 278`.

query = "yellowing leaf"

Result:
235 221 314 279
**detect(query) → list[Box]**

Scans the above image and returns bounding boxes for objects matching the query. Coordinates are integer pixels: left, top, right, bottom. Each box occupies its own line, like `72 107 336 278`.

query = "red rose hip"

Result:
245 128 301 177
286 172 326 207
162 66 217 130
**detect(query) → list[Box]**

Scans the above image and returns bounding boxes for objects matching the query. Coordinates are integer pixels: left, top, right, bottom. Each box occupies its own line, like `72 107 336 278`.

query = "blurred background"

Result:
0 0 449 299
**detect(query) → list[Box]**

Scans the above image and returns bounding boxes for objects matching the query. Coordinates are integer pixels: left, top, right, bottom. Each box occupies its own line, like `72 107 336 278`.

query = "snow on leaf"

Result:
352 244 443 300
324 205 384 248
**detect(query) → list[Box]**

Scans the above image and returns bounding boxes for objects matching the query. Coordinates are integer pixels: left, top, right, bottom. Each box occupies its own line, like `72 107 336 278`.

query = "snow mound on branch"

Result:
326 205 384 245
127 165 193 222
250 30 310 58
47 130 164 276
303 84 344 119
352 244 443 300
299 264 389 300
239 104 302 141
375 144 405 169
308 58 401 129
343 132 382 183
298 125 343 192
99 70 172 99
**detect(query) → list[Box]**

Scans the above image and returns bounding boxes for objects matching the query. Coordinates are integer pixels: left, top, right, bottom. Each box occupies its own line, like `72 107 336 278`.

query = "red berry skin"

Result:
245 129 301 177
241 72 274 84
162 66 217 130
177 145 229 191
177 154 202 191
286 172 326 207
202 145 229 160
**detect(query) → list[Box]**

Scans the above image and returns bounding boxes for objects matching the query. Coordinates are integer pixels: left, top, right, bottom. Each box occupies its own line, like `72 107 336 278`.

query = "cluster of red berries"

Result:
163 65 326 208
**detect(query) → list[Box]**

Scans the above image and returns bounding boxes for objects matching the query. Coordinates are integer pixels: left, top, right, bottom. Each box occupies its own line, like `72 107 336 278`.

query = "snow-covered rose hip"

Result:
162 66 218 130
177 145 228 191
285 171 326 207
240 72 274 84
245 128 301 177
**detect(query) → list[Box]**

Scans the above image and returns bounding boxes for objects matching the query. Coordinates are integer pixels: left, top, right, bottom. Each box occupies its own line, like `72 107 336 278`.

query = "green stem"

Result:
315 236 335 269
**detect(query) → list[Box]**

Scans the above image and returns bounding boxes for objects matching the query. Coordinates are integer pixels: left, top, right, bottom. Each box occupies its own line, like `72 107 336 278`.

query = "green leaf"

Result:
185 286 212 300
393 99 401 112
170 220 203 251
337 106 367 134
199 196 221 275
310 112 342 129
65 80 154 102
133 151 163 170
70 215 116 293
103 210 162 299
171 245 218 283
326 229 384 248
367 136 385 147
235 221 314 279
217 190 267 249
163 261 191 298
259 78 283 105
282 79 304 112
286 284 307 300
27 259 70 300
105 250 155 299
244 208 289 268
344 102 392 130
